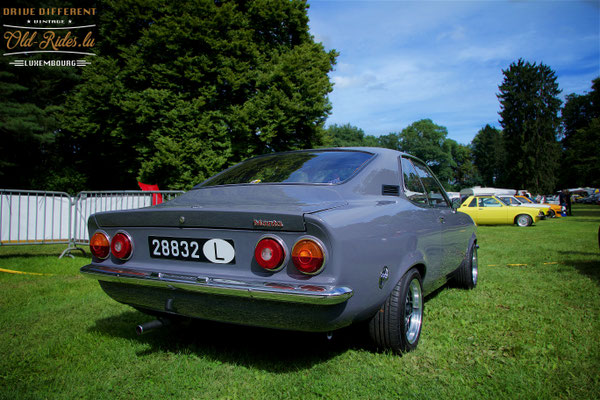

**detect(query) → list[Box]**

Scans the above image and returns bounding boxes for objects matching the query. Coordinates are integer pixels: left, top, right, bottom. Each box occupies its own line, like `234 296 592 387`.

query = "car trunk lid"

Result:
92 185 345 232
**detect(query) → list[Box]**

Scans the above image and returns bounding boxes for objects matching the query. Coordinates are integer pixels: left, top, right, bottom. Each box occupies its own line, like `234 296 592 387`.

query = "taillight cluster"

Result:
90 230 133 261
254 235 326 275
254 237 286 271
90 231 110 259
90 230 326 275
291 239 325 274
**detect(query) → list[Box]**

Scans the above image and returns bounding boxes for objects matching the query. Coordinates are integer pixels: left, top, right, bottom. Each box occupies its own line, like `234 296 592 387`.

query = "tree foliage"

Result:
58 0 337 190
324 123 378 147
560 77 600 187
498 59 562 194
397 119 455 186
376 133 401 151
446 139 481 190
0 0 89 190
471 124 505 186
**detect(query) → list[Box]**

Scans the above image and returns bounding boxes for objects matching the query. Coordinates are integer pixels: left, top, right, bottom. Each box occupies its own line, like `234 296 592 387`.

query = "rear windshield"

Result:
199 151 374 187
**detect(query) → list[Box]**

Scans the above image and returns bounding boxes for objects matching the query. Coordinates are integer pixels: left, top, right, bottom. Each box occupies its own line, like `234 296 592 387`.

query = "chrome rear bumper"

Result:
80 264 353 305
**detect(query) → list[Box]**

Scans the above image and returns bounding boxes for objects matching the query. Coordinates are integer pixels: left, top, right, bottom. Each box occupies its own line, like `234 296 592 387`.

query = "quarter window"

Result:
400 157 428 206
410 160 451 208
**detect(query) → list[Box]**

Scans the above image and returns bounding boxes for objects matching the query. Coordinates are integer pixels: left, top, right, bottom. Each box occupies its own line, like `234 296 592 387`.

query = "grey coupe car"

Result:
81 147 477 354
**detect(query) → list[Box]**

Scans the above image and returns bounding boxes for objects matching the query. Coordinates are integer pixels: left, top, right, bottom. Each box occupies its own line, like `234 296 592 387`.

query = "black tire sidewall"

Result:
396 269 423 352
463 244 477 289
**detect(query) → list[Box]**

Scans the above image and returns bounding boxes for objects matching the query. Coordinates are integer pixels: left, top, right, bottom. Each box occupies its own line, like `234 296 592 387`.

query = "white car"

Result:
497 196 554 217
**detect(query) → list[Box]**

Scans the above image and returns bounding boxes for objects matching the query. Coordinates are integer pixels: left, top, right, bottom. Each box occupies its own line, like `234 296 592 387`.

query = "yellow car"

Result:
515 195 562 217
458 195 544 227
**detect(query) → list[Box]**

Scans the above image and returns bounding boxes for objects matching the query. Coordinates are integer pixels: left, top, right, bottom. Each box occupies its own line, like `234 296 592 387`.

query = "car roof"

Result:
460 187 516 196
327 146 430 163
329 146 402 155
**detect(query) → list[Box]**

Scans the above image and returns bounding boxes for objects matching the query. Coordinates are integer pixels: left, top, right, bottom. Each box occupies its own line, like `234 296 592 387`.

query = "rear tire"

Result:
369 268 423 354
454 244 478 289
516 214 533 227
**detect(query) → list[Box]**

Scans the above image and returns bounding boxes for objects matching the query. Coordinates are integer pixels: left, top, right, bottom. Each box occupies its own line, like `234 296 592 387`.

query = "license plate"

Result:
148 236 235 264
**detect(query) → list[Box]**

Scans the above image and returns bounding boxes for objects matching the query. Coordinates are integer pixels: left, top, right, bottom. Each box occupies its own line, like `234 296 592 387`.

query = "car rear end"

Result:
82 199 360 332
81 150 377 332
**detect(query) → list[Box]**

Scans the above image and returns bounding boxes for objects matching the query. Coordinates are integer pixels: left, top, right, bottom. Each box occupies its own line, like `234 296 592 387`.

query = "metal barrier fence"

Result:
0 189 184 258
70 190 183 245
0 190 73 246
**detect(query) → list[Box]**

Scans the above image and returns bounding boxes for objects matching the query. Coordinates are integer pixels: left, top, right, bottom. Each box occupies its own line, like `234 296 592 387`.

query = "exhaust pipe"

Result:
136 318 171 335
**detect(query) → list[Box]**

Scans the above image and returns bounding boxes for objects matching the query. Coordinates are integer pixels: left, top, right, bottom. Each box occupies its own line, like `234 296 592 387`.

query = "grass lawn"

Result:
1 205 599 399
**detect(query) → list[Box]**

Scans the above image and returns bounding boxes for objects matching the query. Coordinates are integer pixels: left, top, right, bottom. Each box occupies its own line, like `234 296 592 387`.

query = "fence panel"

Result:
71 191 184 245
0 189 184 258
0 190 72 246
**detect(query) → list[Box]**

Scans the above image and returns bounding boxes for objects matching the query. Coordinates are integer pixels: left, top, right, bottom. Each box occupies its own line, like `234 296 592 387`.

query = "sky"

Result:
306 0 600 144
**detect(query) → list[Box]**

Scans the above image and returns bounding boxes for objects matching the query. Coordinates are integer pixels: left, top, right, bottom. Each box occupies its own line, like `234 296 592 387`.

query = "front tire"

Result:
516 214 533 227
369 268 423 354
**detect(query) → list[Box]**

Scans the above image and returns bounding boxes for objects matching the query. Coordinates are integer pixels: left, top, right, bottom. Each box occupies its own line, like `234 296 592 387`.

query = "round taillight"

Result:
90 231 110 260
254 238 286 270
111 232 133 260
292 238 325 275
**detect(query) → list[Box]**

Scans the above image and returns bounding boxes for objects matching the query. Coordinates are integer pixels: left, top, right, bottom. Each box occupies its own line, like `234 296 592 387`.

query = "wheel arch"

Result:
514 213 534 226
412 263 426 283
389 249 427 290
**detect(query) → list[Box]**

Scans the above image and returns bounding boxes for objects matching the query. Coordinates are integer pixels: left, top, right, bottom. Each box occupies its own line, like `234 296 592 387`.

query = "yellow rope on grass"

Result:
0 268 53 276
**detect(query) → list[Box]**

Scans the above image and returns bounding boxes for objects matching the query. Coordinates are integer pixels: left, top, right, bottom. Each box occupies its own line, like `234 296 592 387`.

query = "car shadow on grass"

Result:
565 259 600 285
88 310 376 372
556 250 600 285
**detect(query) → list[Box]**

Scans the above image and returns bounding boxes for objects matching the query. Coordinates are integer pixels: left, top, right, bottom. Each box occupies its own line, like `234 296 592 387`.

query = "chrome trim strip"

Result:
80 264 353 305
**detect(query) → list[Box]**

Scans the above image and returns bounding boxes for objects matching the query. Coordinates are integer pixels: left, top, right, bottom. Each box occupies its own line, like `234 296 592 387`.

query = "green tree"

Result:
398 119 455 186
446 139 481 190
59 0 337 190
560 77 600 187
0 0 89 190
376 133 401 151
324 123 371 147
497 59 562 193
470 125 505 186
0 62 53 188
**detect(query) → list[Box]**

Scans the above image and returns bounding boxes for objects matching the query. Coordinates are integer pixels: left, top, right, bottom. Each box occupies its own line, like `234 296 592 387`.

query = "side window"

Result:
411 159 451 208
400 157 428 206
479 197 502 207
468 198 477 207
499 197 516 205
